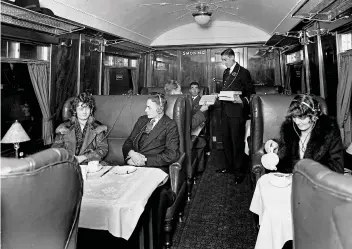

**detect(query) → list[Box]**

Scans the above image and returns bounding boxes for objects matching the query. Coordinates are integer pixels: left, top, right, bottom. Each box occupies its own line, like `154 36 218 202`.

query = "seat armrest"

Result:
191 135 198 148
251 148 265 183
191 122 205 137
169 152 185 195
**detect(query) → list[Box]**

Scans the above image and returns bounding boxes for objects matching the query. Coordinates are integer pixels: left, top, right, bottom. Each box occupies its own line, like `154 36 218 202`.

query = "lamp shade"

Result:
193 13 211 25
1 120 30 144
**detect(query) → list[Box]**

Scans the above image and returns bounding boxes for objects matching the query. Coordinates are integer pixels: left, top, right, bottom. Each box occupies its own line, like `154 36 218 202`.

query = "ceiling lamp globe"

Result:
193 13 211 25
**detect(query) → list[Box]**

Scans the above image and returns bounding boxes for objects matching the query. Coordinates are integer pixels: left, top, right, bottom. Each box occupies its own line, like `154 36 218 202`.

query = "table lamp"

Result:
1 120 30 158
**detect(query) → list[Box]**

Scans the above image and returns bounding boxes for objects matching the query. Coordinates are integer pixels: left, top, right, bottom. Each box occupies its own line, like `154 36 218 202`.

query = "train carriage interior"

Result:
1 0 352 248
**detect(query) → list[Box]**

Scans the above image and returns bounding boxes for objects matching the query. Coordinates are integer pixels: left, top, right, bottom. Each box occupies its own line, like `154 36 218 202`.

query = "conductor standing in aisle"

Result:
216 48 255 184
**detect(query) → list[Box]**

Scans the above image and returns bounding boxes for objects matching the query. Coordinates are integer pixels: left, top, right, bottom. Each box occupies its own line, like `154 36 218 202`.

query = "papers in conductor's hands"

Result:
218 91 242 103
199 95 217 105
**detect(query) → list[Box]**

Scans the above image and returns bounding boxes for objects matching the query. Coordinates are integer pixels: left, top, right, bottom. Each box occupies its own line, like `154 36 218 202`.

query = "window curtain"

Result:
284 64 292 95
103 67 111 95
131 66 139 94
336 50 352 147
27 63 53 145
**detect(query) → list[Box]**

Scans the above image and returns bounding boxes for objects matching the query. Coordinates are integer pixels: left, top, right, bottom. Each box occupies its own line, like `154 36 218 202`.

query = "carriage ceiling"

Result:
40 0 303 46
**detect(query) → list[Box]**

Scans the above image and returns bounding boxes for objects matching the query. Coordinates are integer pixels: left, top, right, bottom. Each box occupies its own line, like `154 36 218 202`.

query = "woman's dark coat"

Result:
275 115 344 173
52 116 108 162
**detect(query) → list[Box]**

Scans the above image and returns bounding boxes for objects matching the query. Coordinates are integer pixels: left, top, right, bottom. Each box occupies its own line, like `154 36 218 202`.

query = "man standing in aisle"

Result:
216 48 255 184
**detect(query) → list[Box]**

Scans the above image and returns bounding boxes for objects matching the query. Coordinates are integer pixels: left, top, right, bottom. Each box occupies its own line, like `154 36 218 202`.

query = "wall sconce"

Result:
59 40 72 47
89 46 103 53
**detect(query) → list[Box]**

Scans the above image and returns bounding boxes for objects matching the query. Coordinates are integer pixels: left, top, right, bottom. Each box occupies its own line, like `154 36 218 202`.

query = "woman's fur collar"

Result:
55 116 107 134
278 115 338 161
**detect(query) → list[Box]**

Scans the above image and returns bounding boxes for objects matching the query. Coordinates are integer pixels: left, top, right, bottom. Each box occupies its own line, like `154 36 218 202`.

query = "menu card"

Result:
199 95 218 105
218 91 242 103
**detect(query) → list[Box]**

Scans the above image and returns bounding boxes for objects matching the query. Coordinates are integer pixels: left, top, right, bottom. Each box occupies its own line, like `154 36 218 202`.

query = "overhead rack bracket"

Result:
1 1 85 36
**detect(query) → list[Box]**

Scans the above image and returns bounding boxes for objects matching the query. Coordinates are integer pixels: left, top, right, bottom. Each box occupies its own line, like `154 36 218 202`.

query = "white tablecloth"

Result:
245 120 251 155
78 167 168 240
250 173 293 249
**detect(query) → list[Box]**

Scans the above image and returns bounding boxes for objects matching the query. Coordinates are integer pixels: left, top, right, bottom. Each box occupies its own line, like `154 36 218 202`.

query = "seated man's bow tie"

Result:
145 119 155 134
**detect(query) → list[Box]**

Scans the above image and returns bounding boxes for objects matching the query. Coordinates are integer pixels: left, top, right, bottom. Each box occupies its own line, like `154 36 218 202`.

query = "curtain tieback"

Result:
44 113 56 122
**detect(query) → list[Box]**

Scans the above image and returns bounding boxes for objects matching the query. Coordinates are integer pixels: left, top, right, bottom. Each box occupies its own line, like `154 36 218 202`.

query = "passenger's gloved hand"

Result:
264 139 279 154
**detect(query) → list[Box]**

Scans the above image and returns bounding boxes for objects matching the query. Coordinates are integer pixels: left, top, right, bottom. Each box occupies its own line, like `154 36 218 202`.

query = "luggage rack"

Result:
291 0 352 22
1 1 85 35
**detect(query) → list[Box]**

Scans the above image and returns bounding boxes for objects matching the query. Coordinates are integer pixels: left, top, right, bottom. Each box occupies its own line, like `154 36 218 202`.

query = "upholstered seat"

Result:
61 94 188 248
250 94 328 184
1 148 83 249
140 86 209 96
292 159 352 249
254 85 283 95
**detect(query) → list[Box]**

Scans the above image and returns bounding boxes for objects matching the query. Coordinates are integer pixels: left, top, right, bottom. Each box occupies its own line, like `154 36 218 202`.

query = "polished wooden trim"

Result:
1 24 59 45
316 22 326 98
152 42 265 50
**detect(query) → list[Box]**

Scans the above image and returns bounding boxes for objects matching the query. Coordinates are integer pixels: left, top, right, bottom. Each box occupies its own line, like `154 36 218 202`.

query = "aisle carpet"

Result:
171 150 257 249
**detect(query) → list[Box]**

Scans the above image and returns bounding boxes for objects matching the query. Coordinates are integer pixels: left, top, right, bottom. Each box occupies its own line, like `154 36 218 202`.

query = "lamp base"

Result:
14 143 20 158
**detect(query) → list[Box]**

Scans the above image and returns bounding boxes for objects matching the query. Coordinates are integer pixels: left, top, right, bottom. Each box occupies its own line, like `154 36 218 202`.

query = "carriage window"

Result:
1 62 42 154
151 50 178 87
102 55 138 95
247 47 281 86
341 33 352 53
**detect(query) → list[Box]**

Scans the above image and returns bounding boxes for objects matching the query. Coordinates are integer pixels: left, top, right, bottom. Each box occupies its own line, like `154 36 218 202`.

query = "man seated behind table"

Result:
52 92 108 164
165 80 209 172
122 93 179 248
122 93 180 173
164 80 209 129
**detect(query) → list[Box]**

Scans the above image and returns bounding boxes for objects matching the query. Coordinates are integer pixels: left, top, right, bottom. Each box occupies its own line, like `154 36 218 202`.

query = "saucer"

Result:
269 173 292 188
112 166 137 175
87 165 103 174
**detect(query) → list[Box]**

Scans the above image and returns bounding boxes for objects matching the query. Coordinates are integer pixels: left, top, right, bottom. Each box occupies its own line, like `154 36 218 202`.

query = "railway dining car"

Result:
1 0 352 249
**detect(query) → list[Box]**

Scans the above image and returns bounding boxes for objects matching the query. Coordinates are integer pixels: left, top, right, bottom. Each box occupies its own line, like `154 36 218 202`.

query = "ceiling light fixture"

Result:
192 3 212 25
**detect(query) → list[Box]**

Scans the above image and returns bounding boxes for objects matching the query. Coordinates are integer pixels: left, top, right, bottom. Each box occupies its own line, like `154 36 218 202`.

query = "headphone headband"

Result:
292 99 317 113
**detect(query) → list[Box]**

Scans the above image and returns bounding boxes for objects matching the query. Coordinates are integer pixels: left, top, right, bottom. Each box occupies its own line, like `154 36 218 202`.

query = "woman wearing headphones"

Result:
122 93 180 173
264 94 344 173
52 92 108 164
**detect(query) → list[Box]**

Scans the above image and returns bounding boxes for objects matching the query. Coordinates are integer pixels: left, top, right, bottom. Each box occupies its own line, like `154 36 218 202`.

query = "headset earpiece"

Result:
156 94 164 114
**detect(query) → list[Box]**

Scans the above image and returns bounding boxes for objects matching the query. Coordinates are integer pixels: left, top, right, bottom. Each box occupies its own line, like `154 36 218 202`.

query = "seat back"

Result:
140 86 209 96
250 94 328 153
62 95 190 166
1 148 83 249
292 159 352 249
254 85 283 95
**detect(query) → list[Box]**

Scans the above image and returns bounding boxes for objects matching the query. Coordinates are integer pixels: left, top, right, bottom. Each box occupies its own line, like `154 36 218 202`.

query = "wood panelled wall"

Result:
51 34 79 126
80 36 102 95
147 45 282 93
50 33 146 126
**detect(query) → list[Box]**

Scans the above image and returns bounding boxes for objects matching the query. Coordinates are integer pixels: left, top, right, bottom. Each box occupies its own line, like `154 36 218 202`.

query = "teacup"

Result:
261 152 279 170
87 160 101 173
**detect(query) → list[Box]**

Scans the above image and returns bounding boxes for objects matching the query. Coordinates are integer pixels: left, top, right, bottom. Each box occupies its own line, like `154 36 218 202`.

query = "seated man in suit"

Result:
122 94 180 246
189 81 209 172
165 80 209 172
122 93 180 173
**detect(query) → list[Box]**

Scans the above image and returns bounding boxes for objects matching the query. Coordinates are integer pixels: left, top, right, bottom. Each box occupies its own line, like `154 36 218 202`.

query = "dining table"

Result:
78 165 169 242
250 173 293 249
